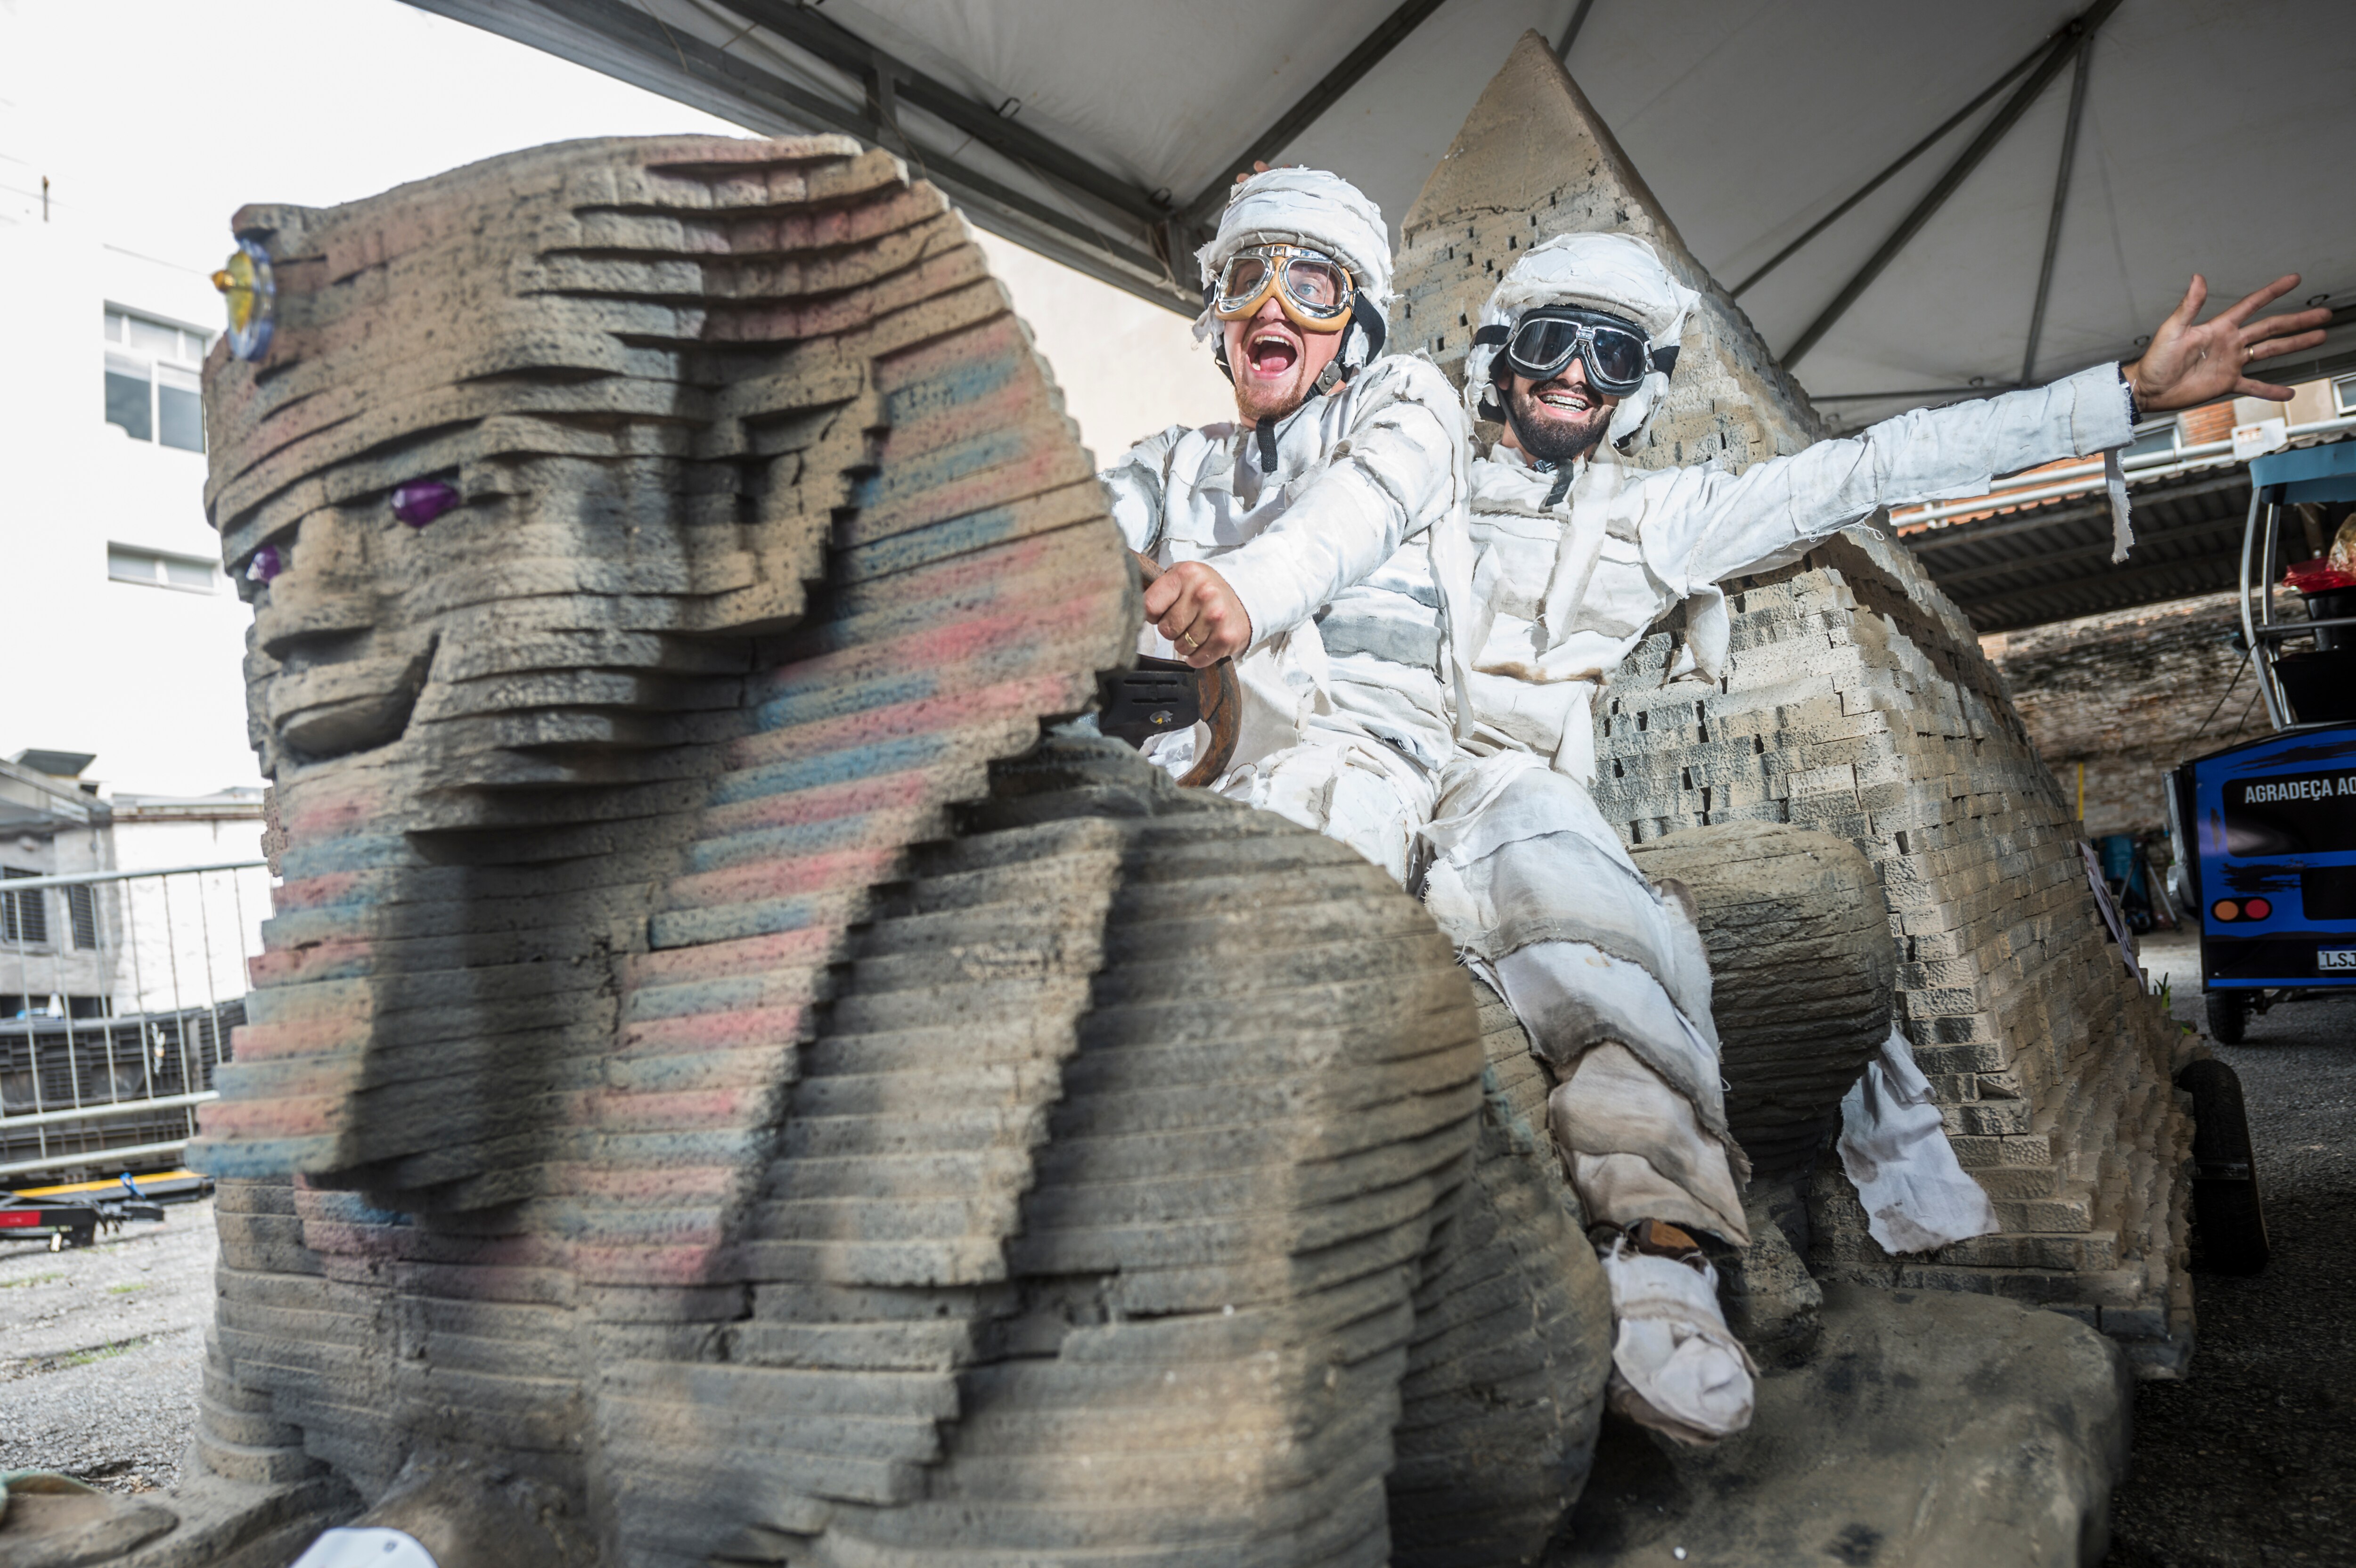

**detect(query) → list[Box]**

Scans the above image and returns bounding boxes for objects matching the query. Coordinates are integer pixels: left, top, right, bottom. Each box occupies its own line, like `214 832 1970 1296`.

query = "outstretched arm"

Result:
1642 274 2331 596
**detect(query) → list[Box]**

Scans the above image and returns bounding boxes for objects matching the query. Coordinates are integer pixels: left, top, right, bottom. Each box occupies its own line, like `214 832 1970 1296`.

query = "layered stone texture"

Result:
142 134 1613 1568
1391 32 2197 1374
1984 588 2255 837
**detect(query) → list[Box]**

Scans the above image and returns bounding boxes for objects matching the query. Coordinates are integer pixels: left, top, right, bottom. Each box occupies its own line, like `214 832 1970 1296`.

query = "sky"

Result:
0 0 1227 458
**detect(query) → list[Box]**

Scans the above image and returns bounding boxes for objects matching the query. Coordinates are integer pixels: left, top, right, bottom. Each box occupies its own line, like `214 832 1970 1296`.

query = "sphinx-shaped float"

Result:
67 134 1610 1568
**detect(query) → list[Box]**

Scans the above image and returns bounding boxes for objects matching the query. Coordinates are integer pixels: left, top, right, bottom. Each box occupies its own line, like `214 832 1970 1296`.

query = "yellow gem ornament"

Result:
212 238 275 361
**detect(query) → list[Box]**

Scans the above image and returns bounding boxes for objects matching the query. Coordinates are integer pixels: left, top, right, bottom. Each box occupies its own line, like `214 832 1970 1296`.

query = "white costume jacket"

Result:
1101 354 1473 877
1416 360 2140 1245
1452 361 2139 784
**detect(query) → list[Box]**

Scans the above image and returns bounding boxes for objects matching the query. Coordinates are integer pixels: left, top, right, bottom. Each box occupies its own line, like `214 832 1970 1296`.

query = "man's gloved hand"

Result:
1142 558 1253 669
2125 273 2331 414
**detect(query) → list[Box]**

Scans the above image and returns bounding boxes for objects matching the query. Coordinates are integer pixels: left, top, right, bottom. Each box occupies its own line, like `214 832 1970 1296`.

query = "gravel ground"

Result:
2106 932 2356 1568
0 1196 214 1494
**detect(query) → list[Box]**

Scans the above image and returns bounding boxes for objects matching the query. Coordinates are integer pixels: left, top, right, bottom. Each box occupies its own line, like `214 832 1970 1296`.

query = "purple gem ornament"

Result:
246 544 283 583
391 480 460 528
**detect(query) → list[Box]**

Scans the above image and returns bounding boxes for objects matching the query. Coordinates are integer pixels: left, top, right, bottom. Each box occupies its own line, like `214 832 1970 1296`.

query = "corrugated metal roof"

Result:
1902 431 2356 632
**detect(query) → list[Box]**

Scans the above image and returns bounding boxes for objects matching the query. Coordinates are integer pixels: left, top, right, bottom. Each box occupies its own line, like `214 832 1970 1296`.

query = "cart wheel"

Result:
2204 989 2248 1045
68 1225 97 1250
2176 1058 2269 1275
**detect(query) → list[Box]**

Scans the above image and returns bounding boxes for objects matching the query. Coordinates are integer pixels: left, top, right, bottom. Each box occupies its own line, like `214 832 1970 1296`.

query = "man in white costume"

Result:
1101 166 1473 882
1423 233 2327 1442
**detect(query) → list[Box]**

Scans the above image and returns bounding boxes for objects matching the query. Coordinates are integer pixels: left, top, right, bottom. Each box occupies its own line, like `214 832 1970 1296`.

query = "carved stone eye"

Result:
391 480 459 529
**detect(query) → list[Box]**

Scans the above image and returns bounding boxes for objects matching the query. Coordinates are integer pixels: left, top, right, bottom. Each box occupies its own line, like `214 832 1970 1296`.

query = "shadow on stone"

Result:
1552 1284 2130 1567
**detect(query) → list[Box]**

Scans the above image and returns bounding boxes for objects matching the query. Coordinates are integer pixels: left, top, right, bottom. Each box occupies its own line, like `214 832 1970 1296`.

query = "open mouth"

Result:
1247 328 1301 379
1532 383 1595 420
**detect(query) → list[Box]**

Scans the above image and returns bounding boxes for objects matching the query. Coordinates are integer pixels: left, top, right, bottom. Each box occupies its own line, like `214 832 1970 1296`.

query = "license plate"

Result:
2322 948 2356 973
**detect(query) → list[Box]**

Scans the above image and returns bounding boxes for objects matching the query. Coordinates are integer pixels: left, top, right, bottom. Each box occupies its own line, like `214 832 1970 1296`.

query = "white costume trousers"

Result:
1418 750 1748 1244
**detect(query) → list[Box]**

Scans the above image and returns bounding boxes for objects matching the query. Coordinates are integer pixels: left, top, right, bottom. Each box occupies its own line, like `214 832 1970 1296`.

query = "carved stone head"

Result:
196 136 1126 1207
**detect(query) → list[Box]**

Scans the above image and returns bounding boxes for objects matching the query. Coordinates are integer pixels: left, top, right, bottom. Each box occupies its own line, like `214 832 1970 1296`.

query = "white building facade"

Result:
0 195 260 800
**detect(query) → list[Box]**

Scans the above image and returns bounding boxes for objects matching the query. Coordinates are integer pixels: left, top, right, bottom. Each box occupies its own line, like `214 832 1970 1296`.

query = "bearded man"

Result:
1424 232 2327 1442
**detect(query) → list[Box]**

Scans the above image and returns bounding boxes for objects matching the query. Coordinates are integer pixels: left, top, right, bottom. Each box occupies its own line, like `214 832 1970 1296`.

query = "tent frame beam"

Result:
723 0 1172 226
2020 37 2095 386
1555 0 1598 63
403 0 1194 311
1729 40 2046 298
1782 0 2124 368
1172 0 1455 244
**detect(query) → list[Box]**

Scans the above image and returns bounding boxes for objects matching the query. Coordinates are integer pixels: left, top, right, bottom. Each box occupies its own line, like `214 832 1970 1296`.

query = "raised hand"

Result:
2125 274 2331 414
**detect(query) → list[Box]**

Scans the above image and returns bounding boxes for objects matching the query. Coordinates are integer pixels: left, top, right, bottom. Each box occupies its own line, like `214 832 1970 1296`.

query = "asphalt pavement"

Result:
0 1196 213 1494
2107 931 2356 1567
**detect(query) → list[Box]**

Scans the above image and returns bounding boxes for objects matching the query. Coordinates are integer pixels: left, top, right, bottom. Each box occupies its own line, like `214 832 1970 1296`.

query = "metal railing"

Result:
0 860 269 1181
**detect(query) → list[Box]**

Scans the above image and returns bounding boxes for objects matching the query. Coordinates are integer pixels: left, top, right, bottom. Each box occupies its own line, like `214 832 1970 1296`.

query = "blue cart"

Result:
2164 439 2356 1043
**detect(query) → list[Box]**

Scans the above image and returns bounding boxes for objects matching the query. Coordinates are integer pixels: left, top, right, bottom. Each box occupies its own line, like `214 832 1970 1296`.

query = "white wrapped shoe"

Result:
1596 1220 1757 1444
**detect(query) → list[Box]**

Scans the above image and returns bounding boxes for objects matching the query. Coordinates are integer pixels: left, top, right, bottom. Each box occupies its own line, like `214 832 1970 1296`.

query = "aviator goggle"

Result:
1211 244 1356 333
1475 306 1671 399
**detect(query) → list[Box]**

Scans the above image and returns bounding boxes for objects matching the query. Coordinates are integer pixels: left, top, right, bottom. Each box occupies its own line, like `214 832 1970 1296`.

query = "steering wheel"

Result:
1096 555 1243 787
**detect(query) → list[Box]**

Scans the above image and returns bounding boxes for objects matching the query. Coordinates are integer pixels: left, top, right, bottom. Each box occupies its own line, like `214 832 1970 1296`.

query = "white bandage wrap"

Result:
1598 1239 1757 1444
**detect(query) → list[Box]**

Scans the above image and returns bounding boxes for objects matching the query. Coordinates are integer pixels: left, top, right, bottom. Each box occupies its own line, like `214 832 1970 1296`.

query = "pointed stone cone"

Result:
1392 29 1820 473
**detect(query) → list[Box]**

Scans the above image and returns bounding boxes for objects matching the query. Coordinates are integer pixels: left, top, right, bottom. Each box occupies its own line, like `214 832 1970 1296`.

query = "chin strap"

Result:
1254 417 1280 472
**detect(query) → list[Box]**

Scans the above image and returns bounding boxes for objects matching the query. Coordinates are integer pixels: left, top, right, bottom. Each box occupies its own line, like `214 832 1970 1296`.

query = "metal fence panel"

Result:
0 861 268 1182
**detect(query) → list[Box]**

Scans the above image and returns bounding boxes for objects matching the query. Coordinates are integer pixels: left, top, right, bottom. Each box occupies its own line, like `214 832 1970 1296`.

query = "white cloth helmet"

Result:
1465 232 1698 450
1194 166 1391 386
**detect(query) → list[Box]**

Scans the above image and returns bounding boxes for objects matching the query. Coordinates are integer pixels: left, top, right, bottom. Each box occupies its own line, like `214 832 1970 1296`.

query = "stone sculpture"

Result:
121 135 1614 1568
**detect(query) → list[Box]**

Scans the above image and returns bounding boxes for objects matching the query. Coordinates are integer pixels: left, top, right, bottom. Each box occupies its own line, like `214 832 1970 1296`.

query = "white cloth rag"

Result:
1837 1027 2001 1255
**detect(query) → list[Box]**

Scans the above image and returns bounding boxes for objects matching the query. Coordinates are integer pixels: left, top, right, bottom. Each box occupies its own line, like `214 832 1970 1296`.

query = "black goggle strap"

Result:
1313 291 1388 397
1352 291 1385 357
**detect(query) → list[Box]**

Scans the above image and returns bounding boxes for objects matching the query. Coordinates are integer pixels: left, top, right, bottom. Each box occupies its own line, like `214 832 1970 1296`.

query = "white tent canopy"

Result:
414 0 2354 425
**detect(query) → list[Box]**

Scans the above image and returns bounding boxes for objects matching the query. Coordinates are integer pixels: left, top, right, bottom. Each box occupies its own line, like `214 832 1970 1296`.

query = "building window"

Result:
66 884 99 950
1 868 49 947
108 543 220 594
2335 375 2356 416
104 307 210 452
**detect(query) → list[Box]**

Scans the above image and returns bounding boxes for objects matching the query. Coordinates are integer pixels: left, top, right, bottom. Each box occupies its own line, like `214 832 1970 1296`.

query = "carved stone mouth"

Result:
269 637 436 763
